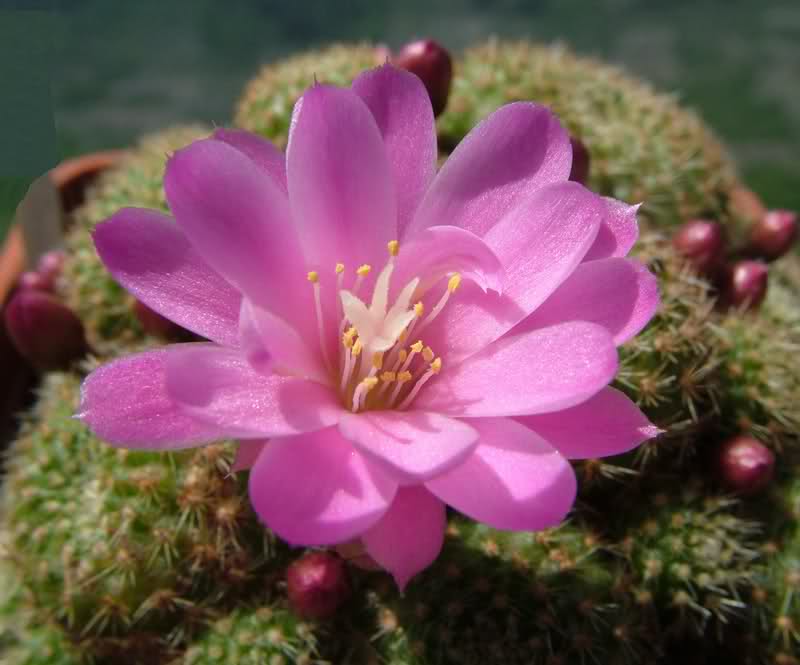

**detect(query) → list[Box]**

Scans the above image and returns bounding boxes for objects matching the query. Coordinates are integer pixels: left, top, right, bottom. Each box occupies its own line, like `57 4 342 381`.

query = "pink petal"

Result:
421 182 603 362
391 225 505 298
165 345 342 437
583 199 640 261
426 417 577 530
286 83 397 271
414 321 618 417
362 486 445 590
163 137 314 336
231 439 269 472
78 345 233 448
408 102 571 238
93 208 241 347
517 258 659 345
516 387 662 459
212 127 287 193
239 299 328 383
352 64 437 238
248 427 397 545
338 410 479 484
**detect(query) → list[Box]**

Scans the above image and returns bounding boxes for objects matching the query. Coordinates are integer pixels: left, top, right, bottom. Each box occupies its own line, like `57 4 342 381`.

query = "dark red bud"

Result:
672 219 726 274
568 137 590 186
716 435 775 495
3 289 88 371
18 271 54 292
393 39 452 117
287 551 349 619
723 260 768 310
134 300 183 339
37 250 65 282
749 209 797 261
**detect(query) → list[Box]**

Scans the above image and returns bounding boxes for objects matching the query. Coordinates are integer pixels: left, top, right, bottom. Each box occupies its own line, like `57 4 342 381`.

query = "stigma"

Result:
307 240 459 413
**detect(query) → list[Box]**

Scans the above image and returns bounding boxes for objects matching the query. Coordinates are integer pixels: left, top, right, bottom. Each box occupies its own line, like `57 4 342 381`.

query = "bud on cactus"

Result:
722 260 768 310
17 271 53 292
393 39 453 116
716 435 775 495
133 300 183 339
672 219 726 274
3 289 88 371
749 209 797 261
36 250 65 282
286 551 349 619
568 136 590 185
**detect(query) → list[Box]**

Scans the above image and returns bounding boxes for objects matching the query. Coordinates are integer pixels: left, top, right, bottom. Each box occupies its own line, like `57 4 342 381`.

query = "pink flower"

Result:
79 64 660 590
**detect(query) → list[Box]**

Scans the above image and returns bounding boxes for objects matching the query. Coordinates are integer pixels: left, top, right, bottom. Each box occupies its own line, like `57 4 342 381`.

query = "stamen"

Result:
352 264 371 297
351 377 379 413
397 358 443 410
422 346 435 363
308 271 331 370
416 274 461 335
372 352 384 370
335 263 345 322
387 239 400 257
380 371 396 383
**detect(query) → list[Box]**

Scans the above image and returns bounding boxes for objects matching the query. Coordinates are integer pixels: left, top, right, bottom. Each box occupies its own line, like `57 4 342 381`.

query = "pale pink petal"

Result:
163 137 314 336
231 439 269 472
583 199 640 261
421 182 603 362
517 258 659 345
165 345 342 437
286 83 397 271
414 321 618 417
362 486 445 590
408 102 571 238
212 127 287 193
248 427 397 545
93 208 241 347
352 64 437 238
78 345 233 448
516 387 663 459
338 410 479 484
239 299 328 383
426 417 576 530
391 225 505 298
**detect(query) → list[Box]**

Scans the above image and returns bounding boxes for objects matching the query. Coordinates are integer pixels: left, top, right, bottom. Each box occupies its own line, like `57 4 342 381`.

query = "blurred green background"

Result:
5 0 800 239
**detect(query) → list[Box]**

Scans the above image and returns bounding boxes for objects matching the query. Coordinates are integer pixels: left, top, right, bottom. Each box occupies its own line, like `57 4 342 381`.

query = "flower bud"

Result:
749 209 797 261
722 260 768 310
37 250 65 282
716 435 775 496
672 219 725 274
286 551 349 619
568 137 590 186
17 271 53 292
134 300 183 339
393 39 453 117
3 289 88 371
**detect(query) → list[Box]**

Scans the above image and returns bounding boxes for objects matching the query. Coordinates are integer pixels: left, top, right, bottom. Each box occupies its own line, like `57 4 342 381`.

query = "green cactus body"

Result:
0 41 798 665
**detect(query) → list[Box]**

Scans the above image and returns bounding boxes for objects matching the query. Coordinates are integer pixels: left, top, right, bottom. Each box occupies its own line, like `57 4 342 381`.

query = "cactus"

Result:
1 40 798 665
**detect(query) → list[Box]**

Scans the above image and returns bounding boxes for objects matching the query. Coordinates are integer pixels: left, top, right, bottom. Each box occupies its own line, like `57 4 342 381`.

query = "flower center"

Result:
306 241 461 413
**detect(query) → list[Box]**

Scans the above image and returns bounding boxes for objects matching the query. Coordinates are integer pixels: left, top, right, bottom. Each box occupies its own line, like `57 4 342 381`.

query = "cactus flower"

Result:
79 64 660 589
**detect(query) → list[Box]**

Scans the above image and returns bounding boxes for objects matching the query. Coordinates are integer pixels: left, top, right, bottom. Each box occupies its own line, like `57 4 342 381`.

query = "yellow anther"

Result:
372 352 384 369
398 329 408 343
387 240 400 257
352 339 363 356
397 370 413 383
413 302 425 317
447 273 462 293
430 357 443 374
398 349 408 363
335 263 345 274
410 340 424 354
422 346 435 363
342 327 357 348
360 377 379 391
356 264 372 277
380 371 397 382
307 271 319 283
